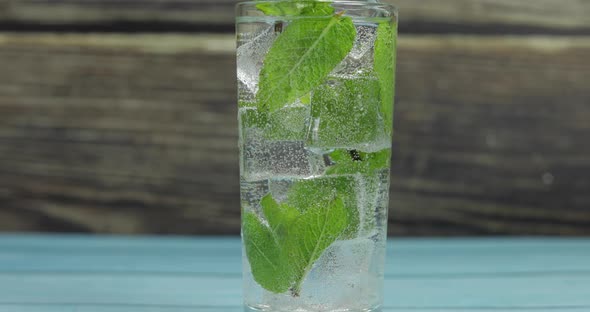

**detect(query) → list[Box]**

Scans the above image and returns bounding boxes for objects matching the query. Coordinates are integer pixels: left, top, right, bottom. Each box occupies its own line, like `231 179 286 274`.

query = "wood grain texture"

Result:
0 0 589 34
390 36 590 235
394 0 590 34
0 31 588 235
0 34 239 234
0 236 590 310
0 0 236 27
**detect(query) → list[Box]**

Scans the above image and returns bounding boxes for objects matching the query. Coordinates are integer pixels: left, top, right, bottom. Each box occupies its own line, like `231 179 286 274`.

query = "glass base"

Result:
244 304 382 312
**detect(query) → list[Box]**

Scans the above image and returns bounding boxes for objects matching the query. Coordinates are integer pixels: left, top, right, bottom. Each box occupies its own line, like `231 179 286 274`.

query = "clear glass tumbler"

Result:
237 1 397 311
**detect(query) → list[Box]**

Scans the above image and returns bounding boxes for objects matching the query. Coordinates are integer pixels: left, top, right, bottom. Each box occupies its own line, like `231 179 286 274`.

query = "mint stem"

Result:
290 287 301 297
290 265 312 297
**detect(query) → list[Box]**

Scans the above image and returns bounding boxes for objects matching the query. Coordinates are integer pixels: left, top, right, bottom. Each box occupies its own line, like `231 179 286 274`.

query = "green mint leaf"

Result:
243 212 293 293
285 177 359 238
284 196 348 296
245 192 348 296
239 107 269 130
325 148 391 175
374 21 397 136
261 193 283 231
257 1 334 16
261 194 299 235
257 14 356 112
299 93 312 105
308 77 382 147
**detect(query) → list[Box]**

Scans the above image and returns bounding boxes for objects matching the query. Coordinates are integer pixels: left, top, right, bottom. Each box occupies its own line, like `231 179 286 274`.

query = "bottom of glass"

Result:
244 304 382 312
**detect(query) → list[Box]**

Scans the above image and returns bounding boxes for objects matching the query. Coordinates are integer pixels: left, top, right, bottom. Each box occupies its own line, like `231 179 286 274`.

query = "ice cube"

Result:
239 98 311 141
266 102 310 141
307 77 388 150
331 24 377 79
240 178 270 214
350 24 378 59
267 150 335 202
268 179 292 203
237 25 277 97
238 79 256 103
354 170 390 237
308 238 380 306
261 239 380 310
240 103 323 181
241 137 313 182
306 148 331 177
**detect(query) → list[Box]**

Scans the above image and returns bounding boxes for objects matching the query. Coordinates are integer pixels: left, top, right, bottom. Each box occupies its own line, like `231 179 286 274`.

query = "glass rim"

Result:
236 0 398 15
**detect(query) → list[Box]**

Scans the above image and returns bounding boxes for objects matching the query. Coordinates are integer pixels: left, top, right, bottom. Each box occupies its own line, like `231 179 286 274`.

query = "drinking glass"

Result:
237 1 397 311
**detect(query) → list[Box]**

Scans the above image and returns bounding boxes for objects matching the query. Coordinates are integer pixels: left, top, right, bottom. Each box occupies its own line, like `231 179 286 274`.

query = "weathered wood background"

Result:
0 0 589 235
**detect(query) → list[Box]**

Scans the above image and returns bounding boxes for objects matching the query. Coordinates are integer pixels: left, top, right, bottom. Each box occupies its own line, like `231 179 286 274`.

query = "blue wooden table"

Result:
0 235 589 311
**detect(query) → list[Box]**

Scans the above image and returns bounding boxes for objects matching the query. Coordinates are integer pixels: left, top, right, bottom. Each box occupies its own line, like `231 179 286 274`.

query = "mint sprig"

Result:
284 196 348 296
243 211 294 293
284 176 358 238
243 193 348 296
261 194 299 235
257 14 356 112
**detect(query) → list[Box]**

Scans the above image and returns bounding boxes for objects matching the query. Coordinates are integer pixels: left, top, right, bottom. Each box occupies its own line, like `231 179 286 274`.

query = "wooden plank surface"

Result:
0 0 588 34
0 32 589 235
0 0 589 235
0 235 589 311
